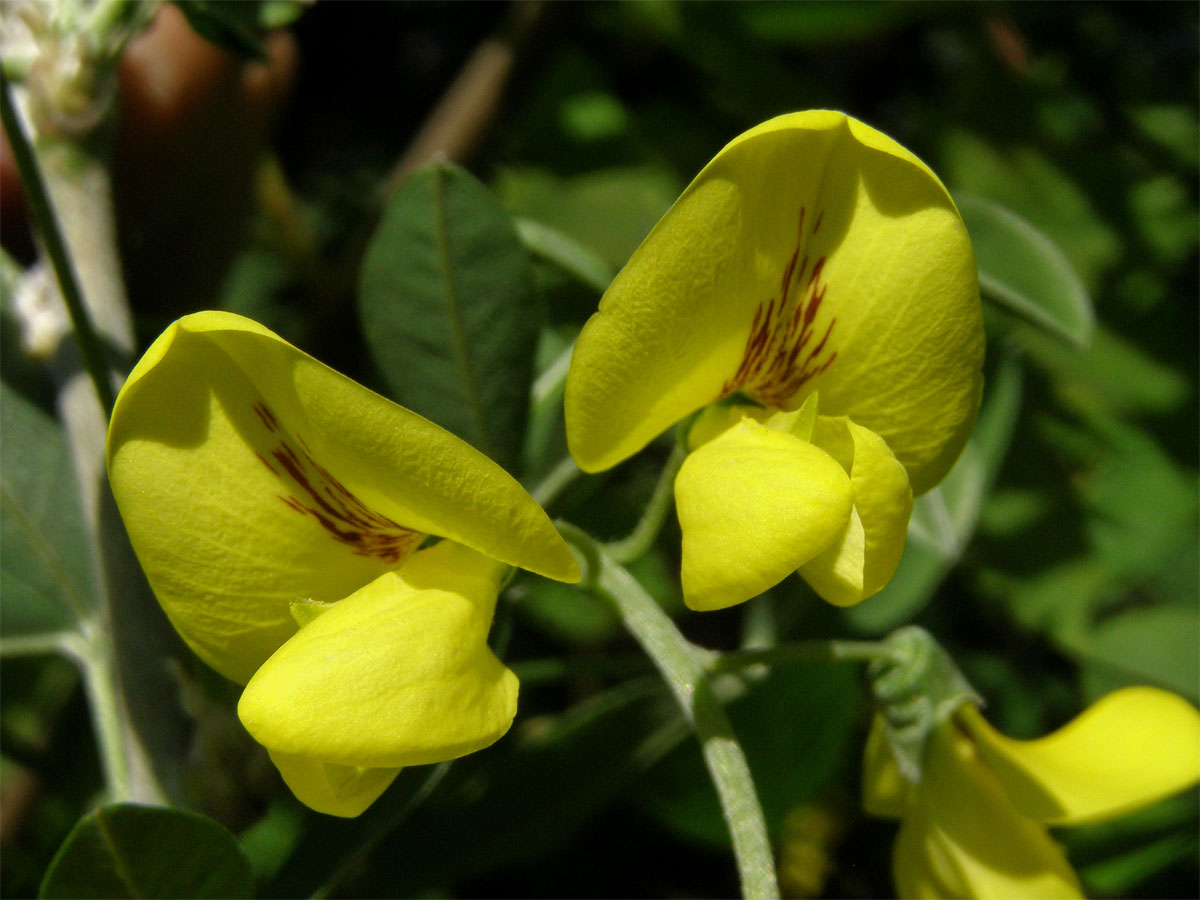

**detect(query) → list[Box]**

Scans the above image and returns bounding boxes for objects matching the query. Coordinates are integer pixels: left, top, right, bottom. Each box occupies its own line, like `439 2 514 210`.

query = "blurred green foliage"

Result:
2 1 1196 897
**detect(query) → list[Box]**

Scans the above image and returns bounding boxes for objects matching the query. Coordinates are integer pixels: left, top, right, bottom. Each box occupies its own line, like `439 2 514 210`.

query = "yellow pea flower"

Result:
565 110 984 611
864 688 1200 899
107 311 579 816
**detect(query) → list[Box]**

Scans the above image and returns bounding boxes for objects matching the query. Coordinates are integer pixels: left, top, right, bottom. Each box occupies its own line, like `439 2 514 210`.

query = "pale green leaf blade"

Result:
958 193 1095 346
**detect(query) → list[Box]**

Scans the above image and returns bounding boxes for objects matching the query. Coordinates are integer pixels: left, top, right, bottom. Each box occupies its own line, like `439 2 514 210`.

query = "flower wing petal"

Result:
960 688 1200 826
267 750 401 818
238 542 519 768
674 416 852 610
799 416 912 606
108 311 577 682
894 725 1083 899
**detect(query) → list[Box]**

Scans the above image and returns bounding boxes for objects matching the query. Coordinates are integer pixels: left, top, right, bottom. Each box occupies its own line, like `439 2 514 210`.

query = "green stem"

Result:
0 68 115 414
0 632 80 658
561 523 780 900
603 440 686 563
74 623 134 801
4 59 182 807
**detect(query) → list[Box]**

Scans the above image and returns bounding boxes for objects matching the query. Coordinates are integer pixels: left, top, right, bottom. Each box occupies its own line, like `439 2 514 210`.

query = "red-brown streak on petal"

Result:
252 401 423 564
252 401 279 432
254 451 278 475
808 319 835 361
781 246 800 300
806 257 826 289
718 208 837 408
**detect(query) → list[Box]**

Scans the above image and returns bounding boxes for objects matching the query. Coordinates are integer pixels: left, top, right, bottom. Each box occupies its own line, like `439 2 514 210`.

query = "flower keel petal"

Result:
238 542 519 768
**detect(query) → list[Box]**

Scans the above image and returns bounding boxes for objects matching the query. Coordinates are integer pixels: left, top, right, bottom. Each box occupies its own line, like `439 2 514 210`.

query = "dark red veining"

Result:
252 401 421 564
720 205 837 407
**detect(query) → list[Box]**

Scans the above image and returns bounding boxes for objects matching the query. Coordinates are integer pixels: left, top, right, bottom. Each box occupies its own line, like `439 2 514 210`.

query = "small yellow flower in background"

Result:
107 311 579 817
864 673 1200 897
564 110 984 612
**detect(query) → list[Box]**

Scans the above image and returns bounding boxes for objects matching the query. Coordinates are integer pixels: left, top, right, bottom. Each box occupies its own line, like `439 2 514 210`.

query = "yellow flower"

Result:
107 311 579 816
864 687 1200 898
564 110 984 612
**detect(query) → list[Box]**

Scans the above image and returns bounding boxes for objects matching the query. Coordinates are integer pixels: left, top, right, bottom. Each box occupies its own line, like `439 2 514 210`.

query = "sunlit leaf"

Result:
40 804 253 899
958 194 1094 347
359 163 540 473
941 131 1121 292
1072 605 1200 704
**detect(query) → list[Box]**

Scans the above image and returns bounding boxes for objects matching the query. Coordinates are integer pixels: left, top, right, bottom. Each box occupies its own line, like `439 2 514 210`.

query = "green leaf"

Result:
1128 104 1200 171
40 804 253 899
1073 605 1200 704
1017 325 1189 418
359 163 540 472
0 383 94 639
958 194 1094 347
940 132 1121 293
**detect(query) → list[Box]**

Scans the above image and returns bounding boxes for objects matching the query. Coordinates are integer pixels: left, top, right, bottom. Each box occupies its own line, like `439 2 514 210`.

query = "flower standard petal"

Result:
565 110 983 495
107 311 578 683
674 416 852 611
895 724 1083 900
238 541 518 770
959 687 1200 826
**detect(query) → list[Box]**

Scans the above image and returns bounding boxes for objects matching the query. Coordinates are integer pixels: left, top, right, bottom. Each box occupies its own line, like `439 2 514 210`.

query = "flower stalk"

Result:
0 67 116 413
560 522 780 900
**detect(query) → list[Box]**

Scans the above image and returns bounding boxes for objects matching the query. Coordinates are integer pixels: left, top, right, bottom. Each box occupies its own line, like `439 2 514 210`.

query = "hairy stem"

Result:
561 524 780 900
4 67 186 806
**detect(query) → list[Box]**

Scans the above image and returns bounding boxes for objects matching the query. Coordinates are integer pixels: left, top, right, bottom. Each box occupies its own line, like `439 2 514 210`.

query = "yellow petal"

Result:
894 724 1082 899
267 749 401 818
960 687 1200 826
239 541 518 769
862 715 907 819
565 110 983 495
674 416 852 611
799 416 912 606
107 311 578 683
